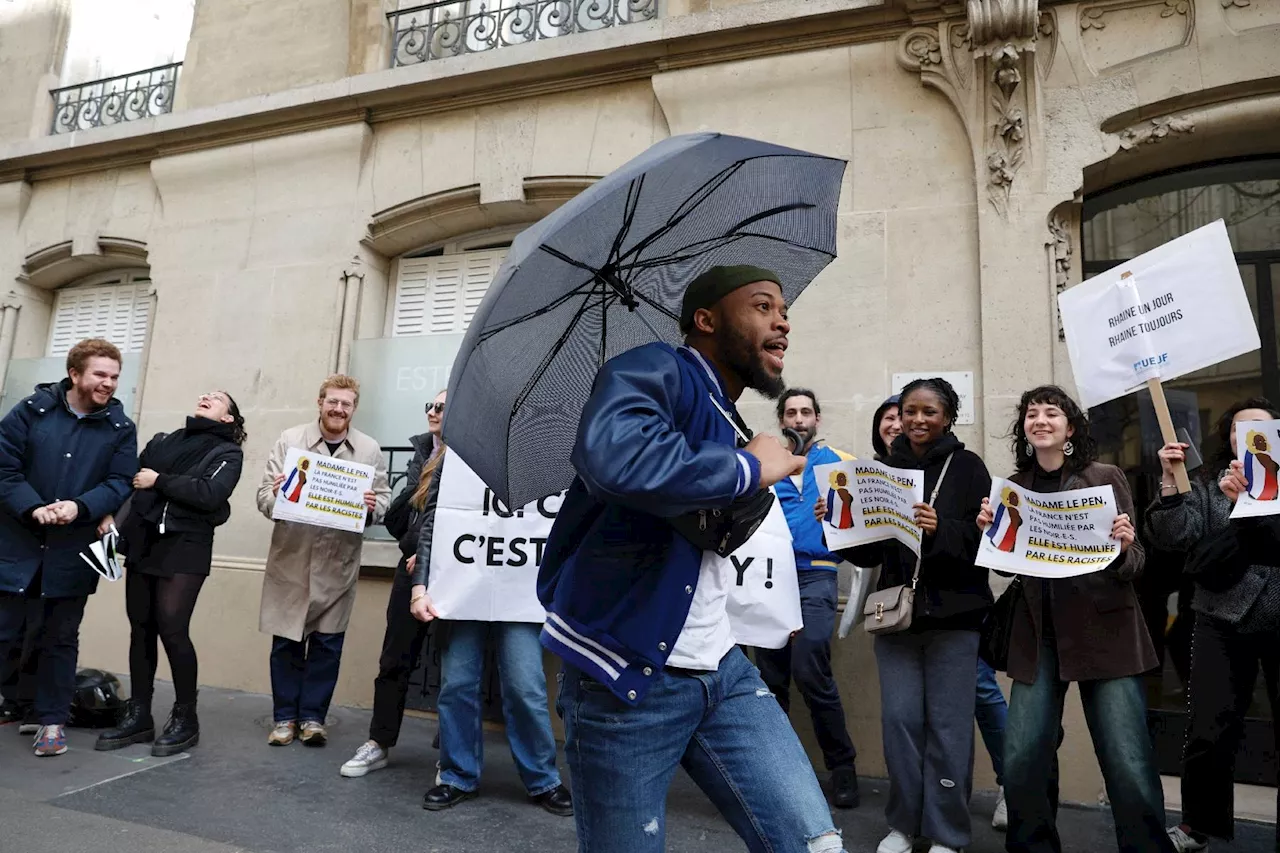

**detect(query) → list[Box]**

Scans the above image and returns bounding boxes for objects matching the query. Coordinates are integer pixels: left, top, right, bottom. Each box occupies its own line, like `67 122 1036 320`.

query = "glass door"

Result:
1081 160 1280 784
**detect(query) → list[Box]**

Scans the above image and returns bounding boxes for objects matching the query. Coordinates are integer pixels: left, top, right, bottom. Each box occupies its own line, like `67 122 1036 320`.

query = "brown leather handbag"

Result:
864 454 953 635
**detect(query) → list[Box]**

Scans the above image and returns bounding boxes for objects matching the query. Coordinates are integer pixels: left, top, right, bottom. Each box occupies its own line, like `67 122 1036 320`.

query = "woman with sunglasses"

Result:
95 391 246 756
340 391 445 778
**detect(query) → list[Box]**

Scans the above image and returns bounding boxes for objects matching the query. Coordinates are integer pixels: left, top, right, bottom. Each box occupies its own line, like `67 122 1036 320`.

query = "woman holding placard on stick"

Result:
821 378 992 853
977 385 1173 853
1146 397 1280 853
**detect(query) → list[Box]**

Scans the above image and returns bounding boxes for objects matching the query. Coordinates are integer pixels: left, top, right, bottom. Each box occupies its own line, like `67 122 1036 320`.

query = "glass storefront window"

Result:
1082 159 1280 784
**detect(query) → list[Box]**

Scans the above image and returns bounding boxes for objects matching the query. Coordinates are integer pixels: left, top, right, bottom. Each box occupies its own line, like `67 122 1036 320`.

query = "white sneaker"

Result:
992 785 1008 831
877 830 914 853
340 740 389 778
1167 826 1209 852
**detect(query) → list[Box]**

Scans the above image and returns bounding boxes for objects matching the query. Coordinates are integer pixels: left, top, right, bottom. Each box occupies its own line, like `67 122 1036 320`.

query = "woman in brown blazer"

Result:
977 385 1173 853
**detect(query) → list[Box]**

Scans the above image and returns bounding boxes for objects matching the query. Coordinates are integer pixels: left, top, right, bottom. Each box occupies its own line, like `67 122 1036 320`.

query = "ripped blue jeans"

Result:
557 646 845 853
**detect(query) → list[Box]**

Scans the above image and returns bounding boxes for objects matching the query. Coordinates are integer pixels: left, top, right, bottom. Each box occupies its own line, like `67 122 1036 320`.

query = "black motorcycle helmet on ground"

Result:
69 668 126 728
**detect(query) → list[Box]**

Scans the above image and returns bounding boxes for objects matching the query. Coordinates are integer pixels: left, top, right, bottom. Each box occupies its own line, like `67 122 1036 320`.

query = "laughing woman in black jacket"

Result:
820 378 992 853
95 391 246 757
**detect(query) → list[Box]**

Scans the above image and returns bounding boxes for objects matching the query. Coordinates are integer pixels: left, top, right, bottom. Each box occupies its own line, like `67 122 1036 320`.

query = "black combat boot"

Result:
152 700 199 757
95 698 155 751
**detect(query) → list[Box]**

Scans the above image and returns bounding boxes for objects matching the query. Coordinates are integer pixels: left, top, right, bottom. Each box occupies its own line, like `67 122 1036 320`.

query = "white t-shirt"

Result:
665 346 741 671
667 554 736 671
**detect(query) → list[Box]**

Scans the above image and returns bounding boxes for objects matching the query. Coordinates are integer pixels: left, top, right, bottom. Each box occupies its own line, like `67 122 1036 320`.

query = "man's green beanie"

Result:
679 265 782 332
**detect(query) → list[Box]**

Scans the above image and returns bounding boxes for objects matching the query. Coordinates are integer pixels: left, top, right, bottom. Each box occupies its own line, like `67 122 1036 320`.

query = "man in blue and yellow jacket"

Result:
539 265 848 853
759 388 861 810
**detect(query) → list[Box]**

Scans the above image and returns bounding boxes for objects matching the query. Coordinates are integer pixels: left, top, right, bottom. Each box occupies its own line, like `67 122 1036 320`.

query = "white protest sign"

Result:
976 478 1120 578
1058 219 1260 410
722 495 802 649
812 459 925 556
1230 419 1280 519
892 371 975 425
429 455 562 623
271 447 375 533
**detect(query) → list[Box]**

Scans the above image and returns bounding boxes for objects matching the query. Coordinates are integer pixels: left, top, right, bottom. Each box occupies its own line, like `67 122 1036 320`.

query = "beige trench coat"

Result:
256 421 390 642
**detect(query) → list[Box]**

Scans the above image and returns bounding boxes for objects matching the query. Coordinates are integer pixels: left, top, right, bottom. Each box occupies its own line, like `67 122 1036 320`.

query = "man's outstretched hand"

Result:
743 434 805 489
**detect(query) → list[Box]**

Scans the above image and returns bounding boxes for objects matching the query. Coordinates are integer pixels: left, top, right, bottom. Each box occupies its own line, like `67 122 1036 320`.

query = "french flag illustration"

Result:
1244 451 1279 501
282 467 305 503
825 489 854 529
986 502 1018 552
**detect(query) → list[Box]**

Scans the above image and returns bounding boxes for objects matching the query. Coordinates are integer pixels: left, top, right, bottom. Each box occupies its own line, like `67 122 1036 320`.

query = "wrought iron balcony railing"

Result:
50 62 181 135
388 0 657 67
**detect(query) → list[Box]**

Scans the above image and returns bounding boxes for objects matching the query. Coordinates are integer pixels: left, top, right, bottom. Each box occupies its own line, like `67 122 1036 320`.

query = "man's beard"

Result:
722 322 785 399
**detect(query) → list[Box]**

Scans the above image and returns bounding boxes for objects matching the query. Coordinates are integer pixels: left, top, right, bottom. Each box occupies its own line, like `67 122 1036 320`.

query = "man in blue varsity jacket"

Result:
539 265 848 853
758 388 861 810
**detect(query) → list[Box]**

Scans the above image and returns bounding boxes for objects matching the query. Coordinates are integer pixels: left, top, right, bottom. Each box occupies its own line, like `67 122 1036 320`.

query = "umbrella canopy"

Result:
443 132 846 507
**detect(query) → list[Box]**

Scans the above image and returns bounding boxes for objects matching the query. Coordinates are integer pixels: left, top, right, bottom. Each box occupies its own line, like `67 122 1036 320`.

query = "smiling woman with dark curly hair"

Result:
979 384 1172 853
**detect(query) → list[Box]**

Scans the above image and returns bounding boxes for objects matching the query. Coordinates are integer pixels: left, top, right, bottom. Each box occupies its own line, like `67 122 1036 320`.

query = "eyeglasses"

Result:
426 402 445 414
323 398 355 411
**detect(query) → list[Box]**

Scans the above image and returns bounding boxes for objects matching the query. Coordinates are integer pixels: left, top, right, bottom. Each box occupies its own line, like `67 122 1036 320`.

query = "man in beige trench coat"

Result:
256 375 390 747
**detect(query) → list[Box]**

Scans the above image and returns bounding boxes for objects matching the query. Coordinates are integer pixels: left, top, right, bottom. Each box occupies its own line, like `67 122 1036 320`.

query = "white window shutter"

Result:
461 250 506 331
391 258 433 337
47 279 150 357
429 257 464 334
392 249 507 337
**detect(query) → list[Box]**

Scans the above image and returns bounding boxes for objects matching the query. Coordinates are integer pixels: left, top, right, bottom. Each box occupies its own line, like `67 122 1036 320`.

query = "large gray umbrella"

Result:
443 132 846 507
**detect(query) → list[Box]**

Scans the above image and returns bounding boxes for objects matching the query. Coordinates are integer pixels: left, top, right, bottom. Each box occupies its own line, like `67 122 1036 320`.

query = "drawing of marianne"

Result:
1244 430 1279 501
824 470 855 530
281 456 310 503
986 486 1022 553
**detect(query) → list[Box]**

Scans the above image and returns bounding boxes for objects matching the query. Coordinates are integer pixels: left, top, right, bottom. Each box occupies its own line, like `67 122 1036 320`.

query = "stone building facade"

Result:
0 0 1276 807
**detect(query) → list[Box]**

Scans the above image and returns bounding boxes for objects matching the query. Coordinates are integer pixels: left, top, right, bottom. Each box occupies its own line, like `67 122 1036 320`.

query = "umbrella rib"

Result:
620 162 745 265
620 231 834 273
476 280 597 344
510 286 601 416
605 176 645 272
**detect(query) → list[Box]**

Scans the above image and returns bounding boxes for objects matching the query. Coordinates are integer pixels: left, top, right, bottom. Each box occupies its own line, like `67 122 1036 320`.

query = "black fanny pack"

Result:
666 398 792 557
669 489 775 557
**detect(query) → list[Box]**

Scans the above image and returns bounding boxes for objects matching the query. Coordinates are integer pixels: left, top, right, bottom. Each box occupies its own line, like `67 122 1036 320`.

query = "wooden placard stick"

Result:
1121 271 1192 494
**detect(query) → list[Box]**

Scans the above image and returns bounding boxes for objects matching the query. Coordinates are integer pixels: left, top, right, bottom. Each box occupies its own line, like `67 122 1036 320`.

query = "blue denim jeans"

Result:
874 629 979 851
755 569 857 771
270 631 345 724
1004 638 1174 853
437 621 561 797
557 646 845 853
0 590 86 725
975 657 1008 785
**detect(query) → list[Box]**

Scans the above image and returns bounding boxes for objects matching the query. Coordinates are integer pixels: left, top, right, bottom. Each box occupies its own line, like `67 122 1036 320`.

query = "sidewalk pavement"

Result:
0 681 1273 853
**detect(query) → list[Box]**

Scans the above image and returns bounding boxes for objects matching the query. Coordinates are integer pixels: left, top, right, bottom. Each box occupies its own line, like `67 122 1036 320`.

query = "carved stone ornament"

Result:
1047 213 1072 341
1118 115 1195 149
1221 0 1249 6
966 0 1040 46
1079 0 1190 30
897 0 1049 218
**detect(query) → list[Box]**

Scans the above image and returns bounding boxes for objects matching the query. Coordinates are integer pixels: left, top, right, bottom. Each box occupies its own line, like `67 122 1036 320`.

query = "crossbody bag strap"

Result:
910 452 955 590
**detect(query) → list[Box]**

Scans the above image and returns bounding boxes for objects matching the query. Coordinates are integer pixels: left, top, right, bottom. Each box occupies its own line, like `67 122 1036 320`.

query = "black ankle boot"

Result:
95 698 155 751
152 701 199 757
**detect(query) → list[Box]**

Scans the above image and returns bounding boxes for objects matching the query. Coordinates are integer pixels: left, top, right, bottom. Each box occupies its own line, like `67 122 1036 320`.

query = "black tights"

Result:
126 572 206 706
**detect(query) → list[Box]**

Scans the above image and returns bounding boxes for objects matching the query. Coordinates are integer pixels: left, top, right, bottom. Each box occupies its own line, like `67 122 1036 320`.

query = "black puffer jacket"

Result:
840 432 993 632
124 428 243 546
383 433 435 558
